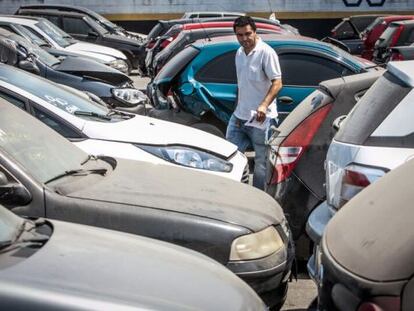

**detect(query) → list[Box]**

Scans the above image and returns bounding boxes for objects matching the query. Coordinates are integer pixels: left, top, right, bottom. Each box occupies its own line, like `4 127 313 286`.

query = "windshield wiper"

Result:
74 110 111 121
45 168 107 184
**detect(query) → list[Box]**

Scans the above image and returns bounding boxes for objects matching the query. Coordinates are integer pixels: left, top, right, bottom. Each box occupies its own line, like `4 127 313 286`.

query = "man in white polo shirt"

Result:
226 16 282 190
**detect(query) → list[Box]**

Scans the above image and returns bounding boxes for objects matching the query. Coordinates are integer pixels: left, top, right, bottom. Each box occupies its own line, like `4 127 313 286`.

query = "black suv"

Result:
16 8 145 72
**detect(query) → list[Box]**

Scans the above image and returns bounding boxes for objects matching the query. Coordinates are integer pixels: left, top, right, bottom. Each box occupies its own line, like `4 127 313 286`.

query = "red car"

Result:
361 15 414 60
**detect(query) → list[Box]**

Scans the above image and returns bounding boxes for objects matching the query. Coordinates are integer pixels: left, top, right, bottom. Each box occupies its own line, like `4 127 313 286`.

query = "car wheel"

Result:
191 123 225 138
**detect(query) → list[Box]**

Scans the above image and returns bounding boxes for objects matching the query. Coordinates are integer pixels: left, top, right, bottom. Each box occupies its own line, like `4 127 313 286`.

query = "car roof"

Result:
18 4 95 16
381 15 414 22
19 9 86 18
389 19 414 26
0 15 41 25
387 60 414 87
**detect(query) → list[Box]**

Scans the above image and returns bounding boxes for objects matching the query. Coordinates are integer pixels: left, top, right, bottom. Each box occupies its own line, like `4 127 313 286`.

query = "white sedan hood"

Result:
66 41 127 61
82 115 237 158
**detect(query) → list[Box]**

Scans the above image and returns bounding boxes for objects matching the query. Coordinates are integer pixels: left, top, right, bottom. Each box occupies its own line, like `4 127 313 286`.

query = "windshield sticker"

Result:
44 95 78 114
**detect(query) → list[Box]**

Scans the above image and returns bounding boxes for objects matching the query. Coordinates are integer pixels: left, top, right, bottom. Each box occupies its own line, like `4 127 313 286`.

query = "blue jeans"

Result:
226 114 277 190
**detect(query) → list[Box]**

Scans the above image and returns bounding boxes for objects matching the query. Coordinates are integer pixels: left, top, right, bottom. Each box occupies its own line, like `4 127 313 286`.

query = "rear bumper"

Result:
306 201 333 285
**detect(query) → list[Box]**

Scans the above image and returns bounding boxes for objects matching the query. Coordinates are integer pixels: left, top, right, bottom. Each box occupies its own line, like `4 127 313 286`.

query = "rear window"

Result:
155 45 199 81
335 72 411 146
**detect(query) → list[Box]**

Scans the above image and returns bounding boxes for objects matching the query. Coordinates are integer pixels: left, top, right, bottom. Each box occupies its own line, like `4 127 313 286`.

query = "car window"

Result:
16 25 49 47
0 91 26 110
279 53 354 86
335 71 412 147
333 21 357 39
32 106 82 138
0 103 86 183
196 51 237 83
403 29 414 45
62 17 91 36
39 15 60 26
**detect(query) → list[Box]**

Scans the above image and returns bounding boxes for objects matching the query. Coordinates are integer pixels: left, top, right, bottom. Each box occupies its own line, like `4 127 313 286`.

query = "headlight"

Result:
230 226 284 261
112 88 148 106
136 145 233 172
108 59 129 74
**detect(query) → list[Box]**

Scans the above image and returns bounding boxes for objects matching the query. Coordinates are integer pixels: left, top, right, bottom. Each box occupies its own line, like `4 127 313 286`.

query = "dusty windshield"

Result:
9 33 60 67
86 16 109 35
36 20 72 48
0 102 86 183
15 24 49 47
0 65 111 119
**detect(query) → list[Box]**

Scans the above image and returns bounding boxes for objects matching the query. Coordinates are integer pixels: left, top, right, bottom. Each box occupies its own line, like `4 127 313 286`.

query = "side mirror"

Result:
18 59 40 75
0 172 32 207
88 31 99 38
332 115 347 131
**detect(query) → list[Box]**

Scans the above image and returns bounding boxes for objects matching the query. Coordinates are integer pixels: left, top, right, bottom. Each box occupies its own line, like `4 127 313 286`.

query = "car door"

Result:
191 45 356 124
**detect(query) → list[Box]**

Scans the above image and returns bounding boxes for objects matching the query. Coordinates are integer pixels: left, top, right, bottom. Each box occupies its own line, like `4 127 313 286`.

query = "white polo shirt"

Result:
234 38 281 121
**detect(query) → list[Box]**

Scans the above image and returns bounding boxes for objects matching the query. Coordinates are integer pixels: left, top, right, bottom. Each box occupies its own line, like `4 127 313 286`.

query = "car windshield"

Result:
14 24 50 47
36 20 73 48
9 33 60 67
0 101 86 183
0 65 111 118
86 16 109 35
0 205 24 244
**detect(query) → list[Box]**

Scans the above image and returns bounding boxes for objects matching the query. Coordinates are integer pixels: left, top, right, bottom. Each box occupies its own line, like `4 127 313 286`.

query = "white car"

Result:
0 16 130 74
0 64 249 182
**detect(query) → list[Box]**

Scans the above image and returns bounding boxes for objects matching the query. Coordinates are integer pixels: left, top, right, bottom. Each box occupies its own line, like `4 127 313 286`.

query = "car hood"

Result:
83 115 236 158
0 220 264 310
55 56 131 85
62 159 284 231
66 41 127 61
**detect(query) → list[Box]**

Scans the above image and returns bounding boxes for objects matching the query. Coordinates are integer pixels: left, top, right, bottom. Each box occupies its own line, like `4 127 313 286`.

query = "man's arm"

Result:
256 78 282 122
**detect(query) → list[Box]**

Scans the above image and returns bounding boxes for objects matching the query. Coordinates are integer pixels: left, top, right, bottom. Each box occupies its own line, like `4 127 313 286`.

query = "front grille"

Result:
241 163 250 183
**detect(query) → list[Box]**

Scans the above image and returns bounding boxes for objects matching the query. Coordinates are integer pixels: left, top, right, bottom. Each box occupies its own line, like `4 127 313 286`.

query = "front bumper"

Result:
227 232 295 308
306 201 334 286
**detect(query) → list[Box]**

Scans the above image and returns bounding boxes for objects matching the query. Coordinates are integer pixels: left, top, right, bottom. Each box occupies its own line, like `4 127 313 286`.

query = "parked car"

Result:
0 100 293 309
181 11 245 19
143 16 297 76
0 16 130 74
147 34 377 135
318 158 414 311
16 4 146 41
264 70 383 258
15 8 145 71
329 15 384 54
0 29 146 113
0 64 248 182
373 19 414 64
360 15 414 60
0 204 266 310
146 21 284 78
307 60 414 293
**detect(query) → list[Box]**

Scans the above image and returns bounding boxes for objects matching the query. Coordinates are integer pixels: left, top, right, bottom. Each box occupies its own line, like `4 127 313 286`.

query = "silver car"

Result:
0 205 266 310
307 60 414 291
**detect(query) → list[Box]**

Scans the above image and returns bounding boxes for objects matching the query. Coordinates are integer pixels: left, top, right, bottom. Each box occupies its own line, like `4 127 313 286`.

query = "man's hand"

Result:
256 104 267 123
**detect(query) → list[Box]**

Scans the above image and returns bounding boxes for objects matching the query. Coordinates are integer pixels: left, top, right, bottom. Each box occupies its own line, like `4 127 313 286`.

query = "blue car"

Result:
147 34 376 135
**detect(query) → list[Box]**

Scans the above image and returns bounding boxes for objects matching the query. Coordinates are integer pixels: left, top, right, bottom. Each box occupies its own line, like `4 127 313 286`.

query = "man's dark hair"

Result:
233 16 257 33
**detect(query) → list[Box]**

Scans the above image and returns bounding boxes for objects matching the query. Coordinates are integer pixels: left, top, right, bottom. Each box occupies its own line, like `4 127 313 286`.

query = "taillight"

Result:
390 25 404 47
358 297 401 311
270 104 332 184
160 36 174 49
335 164 386 209
391 51 404 61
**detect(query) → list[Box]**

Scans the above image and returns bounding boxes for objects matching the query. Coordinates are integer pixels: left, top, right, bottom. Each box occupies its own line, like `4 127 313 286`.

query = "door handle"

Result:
278 96 293 105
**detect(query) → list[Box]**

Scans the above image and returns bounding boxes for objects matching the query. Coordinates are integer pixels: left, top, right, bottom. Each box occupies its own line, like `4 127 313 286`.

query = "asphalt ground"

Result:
131 73 317 310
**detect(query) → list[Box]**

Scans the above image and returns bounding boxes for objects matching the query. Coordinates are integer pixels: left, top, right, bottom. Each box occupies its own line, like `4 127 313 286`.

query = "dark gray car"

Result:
318 157 414 311
0 206 265 310
0 100 293 310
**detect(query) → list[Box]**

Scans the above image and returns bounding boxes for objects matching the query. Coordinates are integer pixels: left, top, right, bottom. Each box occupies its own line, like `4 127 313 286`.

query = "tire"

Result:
191 123 225 138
